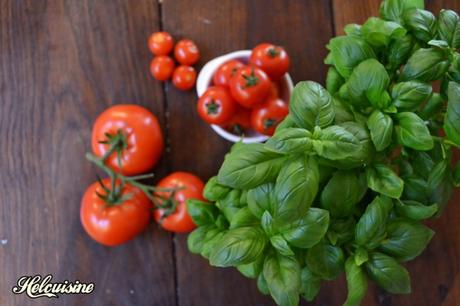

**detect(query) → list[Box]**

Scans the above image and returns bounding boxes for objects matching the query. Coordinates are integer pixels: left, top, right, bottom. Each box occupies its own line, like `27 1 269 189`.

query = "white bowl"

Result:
196 50 294 143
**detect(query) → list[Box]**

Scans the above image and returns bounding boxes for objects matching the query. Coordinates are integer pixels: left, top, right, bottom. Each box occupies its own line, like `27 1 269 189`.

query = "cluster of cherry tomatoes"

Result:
148 31 200 91
80 105 206 246
197 43 290 136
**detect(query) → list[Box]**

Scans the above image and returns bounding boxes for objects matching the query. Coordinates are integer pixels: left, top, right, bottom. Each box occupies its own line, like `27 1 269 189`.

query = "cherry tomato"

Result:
153 172 205 233
223 107 252 135
229 66 271 108
251 98 289 136
172 65 197 90
174 39 200 65
268 81 282 99
150 56 175 81
249 43 290 81
212 60 245 88
92 104 164 175
197 86 237 125
148 32 174 56
80 178 152 246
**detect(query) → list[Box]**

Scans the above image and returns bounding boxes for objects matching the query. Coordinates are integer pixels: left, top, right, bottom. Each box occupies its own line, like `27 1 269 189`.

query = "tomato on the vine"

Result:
172 65 197 90
91 104 164 176
212 60 245 88
150 56 175 81
229 66 271 108
197 86 237 124
251 98 289 136
153 172 205 233
148 32 174 56
223 107 252 135
249 43 290 81
174 39 200 65
80 178 152 246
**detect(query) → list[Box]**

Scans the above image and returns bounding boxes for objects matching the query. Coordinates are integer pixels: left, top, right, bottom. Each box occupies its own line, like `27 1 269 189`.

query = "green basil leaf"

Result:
366 164 404 198
313 126 361 160
280 208 330 249
186 199 218 226
187 225 214 254
395 112 433 151
392 81 432 111
402 175 429 203
333 97 354 124
328 218 356 246
201 229 226 259
395 200 438 220
247 183 274 218
203 176 231 202
386 34 416 71
379 219 434 261
237 255 264 279
257 273 270 295
275 114 298 133
354 248 369 266
263 253 301 306
366 252 411 294
217 143 286 189
367 110 393 152
438 9 460 48
344 257 368 306
261 210 276 237
209 227 267 267
454 161 460 187
306 242 345 280
403 9 436 42
300 266 321 302
444 82 460 147
326 36 376 79
270 235 295 256
274 155 319 223
428 39 450 49
290 81 334 130
344 23 363 37
326 66 345 94
230 207 259 229
399 48 450 82
412 151 435 179
420 92 444 120
380 0 424 23
217 189 243 222
428 159 453 214
266 128 312 154
361 17 406 47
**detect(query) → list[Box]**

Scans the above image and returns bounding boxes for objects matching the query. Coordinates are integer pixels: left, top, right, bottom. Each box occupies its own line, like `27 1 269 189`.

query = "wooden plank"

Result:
0 1 176 305
161 0 334 305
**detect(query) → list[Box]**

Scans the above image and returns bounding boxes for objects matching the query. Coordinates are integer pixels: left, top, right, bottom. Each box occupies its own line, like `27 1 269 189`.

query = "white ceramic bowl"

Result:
196 50 294 143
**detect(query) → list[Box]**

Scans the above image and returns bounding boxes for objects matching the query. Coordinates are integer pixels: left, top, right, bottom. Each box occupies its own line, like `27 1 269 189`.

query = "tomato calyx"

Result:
205 99 220 115
242 69 259 88
267 47 280 58
263 118 278 129
98 129 128 167
95 175 133 206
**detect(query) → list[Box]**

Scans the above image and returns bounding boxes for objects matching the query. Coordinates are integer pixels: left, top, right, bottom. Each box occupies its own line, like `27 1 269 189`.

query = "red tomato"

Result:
153 172 205 233
150 56 175 81
223 107 252 135
174 39 200 65
148 32 174 56
197 86 237 124
92 105 164 175
172 65 197 90
249 43 290 81
80 178 152 246
212 60 245 87
229 66 271 108
268 81 282 99
251 98 289 136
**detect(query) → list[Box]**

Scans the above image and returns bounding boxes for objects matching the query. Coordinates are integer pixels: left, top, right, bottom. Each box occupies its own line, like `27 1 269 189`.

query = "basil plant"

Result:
186 0 460 305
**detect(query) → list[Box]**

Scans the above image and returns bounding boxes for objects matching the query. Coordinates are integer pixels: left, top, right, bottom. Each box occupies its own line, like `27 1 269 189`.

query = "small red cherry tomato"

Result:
229 66 271 108
197 86 237 125
150 56 175 81
174 39 200 65
172 65 197 90
251 98 289 136
223 107 252 135
268 81 282 99
249 43 290 81
148 32 174 56
212 60 245 88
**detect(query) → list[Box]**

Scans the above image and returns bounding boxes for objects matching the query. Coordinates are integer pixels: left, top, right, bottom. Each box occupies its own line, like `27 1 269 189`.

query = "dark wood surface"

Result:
1 0 459 305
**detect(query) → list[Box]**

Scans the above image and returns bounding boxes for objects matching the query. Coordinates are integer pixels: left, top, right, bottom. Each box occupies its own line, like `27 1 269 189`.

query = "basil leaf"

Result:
217 143 286 189
379 219 434 261
188 225 214 254
365 252 411 294
261 211 276 237
333 97 354 124
395 200 438 220
275 114 298 133
392 81 432 111
402 176 429 203
326 66 345 95
237 256 264 279
355 195 393 248
270 235 295 256
438 9 460 48
326 36 376 79
366 164 404 198
395 112 433 151
230 207 259 229
290 81 334 130
380 0 424 23
247 183 274 218
403 9 436 42
201 229 226 259
428 159 453 214
313 126 361 160
320 171 366 218
354 248 369 266
344 23 362 37
263 253 301 306
328 218 356 246
386 34 416 71
361 17 406 47
399 48 450 82
420 92 444 120
344 257 368 306
280 208 330 249
217 189 243 222
203 176 231 201
186 199 218 226
257 273 270 295
444 82 460 147
266 128 312 154
274 155 319 223
306 242 345 280
412 151 435 179
300 266 321 302
367 110 393 152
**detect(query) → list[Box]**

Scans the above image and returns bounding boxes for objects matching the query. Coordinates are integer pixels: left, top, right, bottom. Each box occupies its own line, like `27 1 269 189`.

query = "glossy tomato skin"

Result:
174 39 200 65
148 32 174 56
92 104 164 175
212 60 245 88
150 56 175 81
229 66 271 108
268 81 281 99
251 98 289 136
249 43 290 81
197 86 237 124
153 172 205 233
223 107 252 135
172 65 197 90
80 179 152 246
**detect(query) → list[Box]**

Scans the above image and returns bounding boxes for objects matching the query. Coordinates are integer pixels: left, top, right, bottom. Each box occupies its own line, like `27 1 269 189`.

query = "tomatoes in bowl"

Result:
229 66 271 108
213 59 245 88
222 107 252 136
197 86 237 125
251 98 289 136
249 43 290 81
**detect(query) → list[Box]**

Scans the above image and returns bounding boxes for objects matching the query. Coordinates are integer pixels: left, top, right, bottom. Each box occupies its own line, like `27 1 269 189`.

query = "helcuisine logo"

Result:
12 275 94 299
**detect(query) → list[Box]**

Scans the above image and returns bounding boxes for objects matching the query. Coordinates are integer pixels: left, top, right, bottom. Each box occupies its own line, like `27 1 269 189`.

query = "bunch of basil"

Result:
186 0 460 305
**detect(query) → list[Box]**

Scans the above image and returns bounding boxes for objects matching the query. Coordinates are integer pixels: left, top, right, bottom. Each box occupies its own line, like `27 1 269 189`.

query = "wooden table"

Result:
2 1 460 305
